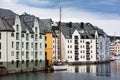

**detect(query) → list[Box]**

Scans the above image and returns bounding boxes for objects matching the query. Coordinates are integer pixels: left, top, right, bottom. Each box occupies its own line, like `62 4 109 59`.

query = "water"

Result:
0 61 120 80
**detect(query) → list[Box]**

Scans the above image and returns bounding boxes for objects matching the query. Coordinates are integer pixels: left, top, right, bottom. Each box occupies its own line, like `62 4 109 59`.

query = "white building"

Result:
0 9 45 73
52 22 110 63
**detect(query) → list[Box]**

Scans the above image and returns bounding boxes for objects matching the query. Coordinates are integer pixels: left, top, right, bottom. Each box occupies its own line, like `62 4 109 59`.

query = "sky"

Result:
0 0 120 36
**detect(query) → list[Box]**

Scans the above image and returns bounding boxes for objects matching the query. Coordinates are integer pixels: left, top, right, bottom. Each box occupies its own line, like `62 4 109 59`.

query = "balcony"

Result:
86 50 90 53
86 58 90 60
75 41 79 44
75 57 79 60
86 53 90 54
75 53 79 55
75 45 79 49
86 47 90 49
74 36 78 39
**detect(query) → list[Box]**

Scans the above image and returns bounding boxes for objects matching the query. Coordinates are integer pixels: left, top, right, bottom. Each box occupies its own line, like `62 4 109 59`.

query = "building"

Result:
39 19 53 67
109 36 120 57
98 35 110 61
52 22 110 63
0 8 45 73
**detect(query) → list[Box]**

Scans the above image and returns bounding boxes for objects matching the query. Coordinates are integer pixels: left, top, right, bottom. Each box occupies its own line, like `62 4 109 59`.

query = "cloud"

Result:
0 0 120 36
28 0 51 4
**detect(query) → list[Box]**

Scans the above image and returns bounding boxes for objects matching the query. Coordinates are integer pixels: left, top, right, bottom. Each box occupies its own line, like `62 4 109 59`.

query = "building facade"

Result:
0 9 45 73
98 35 110 61
52 22 110 63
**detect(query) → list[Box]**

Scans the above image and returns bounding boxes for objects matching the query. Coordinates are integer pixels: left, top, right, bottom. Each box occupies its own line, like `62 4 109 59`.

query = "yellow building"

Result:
45 32 53 66
114 40 120 53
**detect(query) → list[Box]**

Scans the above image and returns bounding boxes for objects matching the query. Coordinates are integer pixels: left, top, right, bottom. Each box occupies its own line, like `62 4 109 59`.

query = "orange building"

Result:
45 32 53 66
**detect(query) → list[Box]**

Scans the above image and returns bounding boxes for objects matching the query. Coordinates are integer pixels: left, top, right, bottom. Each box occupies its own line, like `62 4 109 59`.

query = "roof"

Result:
39 19 52 34
20 15 34 34
109 36 120 42
53 22 106 39
0 8 16 31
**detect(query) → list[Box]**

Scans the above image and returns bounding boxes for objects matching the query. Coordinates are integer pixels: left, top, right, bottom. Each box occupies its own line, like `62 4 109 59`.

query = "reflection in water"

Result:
96 63 111 76
67 65 97 74
1 61 120 80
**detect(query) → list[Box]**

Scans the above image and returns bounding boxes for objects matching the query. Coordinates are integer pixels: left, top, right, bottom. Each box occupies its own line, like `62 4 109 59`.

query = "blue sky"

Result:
0 0 120 36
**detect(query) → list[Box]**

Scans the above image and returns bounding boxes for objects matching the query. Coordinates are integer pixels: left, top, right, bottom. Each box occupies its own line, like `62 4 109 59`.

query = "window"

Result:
35 60 38 66
45 36 47 40
31 51 33 56
31 42 33 48
40 51 42 55
26 60 29 67
35 43 37 50
40 35 42 39
11 33 14 37
26 33 29 41
16 52 19 59
35 34 37 41
22 60 24 64
80 40 82 43
35 27 37 33
91 40 92 43
45 43 47 48
21 34 24 38
68 40 69 43
0 32 1 39
11 61 14 64
26 52 29 59
83 51 85 53
90 55 92 58
40 43 41 48
31 34 34 38
83 45 84 48
40 59 42 63
11 51 14 56
68 56 69 59
26 42 29 50
74 36 78 39
35 52 37 59
12 41 14 48
22 51 24 56
22 42 24 48
0 52 1 59
16 42 19 50
91 51 93 53
16 33 19 40
68 51 69 53
0 43 1 50
16 24 19 31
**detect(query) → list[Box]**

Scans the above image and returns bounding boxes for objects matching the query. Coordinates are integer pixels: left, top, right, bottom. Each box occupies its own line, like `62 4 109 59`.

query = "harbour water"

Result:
0 61 120 80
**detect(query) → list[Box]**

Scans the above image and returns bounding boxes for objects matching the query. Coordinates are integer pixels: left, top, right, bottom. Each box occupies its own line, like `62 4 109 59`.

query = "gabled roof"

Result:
54 22 106 39
20 15 34 34
0 8 16 31
109 36 120 42
20 13 35 28
39 19 52 34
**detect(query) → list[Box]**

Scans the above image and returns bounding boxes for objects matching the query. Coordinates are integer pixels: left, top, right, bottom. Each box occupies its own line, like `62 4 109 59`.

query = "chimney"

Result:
69 22 72 28
81 22 84 29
